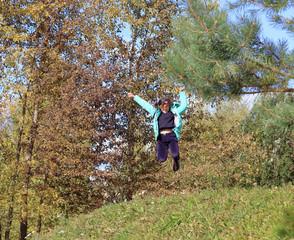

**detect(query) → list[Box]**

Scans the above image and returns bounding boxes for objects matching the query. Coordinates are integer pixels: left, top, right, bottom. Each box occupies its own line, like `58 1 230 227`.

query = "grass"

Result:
36 184 294 240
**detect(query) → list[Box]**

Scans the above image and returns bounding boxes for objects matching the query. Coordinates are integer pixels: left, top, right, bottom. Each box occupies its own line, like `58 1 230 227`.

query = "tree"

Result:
0 0 123 239
0 0 180 238
163 0 294 101
98 0 179 202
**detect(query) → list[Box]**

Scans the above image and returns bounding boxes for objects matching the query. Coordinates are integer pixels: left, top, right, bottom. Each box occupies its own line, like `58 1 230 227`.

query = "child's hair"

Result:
155 96 172 108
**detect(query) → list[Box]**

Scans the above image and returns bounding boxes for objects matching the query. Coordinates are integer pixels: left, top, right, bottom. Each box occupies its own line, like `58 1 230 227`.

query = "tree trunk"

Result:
5 93 27 240
37 174 47 234
37 197 43 234
19 102 39 240
4 207 14 240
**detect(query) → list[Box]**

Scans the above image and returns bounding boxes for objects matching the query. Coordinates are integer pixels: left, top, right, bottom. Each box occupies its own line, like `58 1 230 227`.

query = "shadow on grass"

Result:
274 207 294 239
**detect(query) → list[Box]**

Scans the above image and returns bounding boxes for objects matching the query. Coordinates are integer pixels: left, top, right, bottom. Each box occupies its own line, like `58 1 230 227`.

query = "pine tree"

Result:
163 0 294 101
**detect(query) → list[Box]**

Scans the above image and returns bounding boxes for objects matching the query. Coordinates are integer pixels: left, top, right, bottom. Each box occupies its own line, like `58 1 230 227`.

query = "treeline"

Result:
0 0 293 240
0 0 178 239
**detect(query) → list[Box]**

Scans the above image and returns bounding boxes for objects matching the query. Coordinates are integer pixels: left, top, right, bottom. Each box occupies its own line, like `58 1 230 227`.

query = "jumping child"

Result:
127 87 187 171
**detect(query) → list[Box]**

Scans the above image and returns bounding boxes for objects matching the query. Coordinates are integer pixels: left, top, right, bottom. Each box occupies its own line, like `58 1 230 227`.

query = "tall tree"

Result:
163 0 294 101
98 0 179 202
0 0 123 239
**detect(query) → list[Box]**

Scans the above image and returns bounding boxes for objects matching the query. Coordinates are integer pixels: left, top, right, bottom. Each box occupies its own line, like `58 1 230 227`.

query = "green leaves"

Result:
242 93 294 185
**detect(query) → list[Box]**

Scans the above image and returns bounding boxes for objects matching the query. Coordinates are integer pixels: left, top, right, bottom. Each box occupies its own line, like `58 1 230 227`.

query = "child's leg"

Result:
156 140 169 162
169 140 180 171
169 140 179 159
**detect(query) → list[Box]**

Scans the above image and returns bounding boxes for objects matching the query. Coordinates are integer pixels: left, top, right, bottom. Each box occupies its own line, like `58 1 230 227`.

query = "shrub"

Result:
241 93 294 186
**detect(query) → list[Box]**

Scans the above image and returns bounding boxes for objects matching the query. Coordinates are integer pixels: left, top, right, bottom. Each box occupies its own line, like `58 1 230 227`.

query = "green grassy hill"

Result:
37 185 294 240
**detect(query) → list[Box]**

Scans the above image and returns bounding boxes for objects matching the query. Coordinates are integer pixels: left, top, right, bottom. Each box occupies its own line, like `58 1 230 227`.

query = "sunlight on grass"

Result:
37 184 294 240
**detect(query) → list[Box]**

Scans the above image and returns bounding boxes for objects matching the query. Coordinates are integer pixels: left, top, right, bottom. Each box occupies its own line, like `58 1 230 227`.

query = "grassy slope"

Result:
37 185 294 240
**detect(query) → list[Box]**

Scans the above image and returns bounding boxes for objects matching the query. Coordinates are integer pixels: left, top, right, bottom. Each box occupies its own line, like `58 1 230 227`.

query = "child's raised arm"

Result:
177 87 187 115
127 92 157 115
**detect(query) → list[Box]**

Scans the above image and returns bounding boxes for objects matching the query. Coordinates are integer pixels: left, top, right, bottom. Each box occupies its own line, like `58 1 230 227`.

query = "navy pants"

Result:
156 131 180 171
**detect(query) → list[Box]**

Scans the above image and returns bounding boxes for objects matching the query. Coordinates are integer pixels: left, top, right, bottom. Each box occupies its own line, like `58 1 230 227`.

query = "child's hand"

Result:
128 93 135 98
179 87 185 92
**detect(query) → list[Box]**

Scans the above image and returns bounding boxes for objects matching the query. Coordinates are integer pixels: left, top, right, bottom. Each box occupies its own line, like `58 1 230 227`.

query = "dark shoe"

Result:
173 157 180 172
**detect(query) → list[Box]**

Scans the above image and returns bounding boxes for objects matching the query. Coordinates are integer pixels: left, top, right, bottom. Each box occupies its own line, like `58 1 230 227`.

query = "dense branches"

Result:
0 0 179 239
0 1 123 239
163 0 294 101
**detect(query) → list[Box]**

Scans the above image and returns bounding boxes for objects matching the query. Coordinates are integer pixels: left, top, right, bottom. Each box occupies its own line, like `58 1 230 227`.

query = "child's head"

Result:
156 96 172 112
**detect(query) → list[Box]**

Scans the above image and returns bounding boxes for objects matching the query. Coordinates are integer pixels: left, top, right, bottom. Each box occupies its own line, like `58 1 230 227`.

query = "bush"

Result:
136 100 268 195
241 93 294 186
132 95 293 196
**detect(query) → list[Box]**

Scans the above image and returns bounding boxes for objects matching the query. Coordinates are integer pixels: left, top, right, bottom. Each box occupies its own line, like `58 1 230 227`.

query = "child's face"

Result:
159 101 170 112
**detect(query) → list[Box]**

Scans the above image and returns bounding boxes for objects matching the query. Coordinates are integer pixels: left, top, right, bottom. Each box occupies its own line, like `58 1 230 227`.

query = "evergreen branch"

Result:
189 51 222 64
237 60 289 89
175 26 223 67
226 22 255 48
238 41 293 79
211 19 219 33
242 91 266 94
175 23 227 71
162 54 195 86
245 82 280 89
186 0 208 32
249 0 264 6
228 41 293 80
252 59 291 78
216 62 227 72
243 81 271 88
188 66 207 81
259 41 289 72
235 43 293 80
243 72 293 90
258 102 283 119
176 26 187 47
176 27 215 67
188 65 227 85
242 22 255 47
180 19 206 34
249 0 279 7
226 35 242 48
179 19 218 35
267 88 294 93
278 15 293 24
280 107 288 119
242 88 294 94
181 55 184 76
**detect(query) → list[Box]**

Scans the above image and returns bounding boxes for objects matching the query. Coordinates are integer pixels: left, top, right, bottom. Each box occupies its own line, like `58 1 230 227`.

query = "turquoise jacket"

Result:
133 91 187 141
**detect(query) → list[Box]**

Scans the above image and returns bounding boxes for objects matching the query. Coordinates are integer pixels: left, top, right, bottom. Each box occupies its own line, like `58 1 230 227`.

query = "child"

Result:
127 88 187 171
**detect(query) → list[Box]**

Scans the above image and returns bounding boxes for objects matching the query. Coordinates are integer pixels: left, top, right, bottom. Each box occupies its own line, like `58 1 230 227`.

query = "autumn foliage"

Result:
0 0 293 240
0 0 178 239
